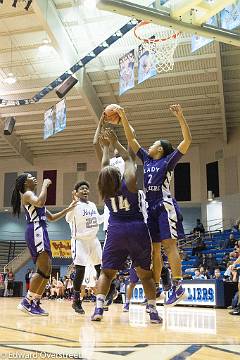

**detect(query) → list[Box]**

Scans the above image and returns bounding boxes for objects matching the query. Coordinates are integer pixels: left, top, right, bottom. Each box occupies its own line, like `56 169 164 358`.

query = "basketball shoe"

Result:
164 284 186 307
148 305 162 324
72 300 85 314
17 298 31 314
91 307 104 321
123 302 130 312
30 300 49 316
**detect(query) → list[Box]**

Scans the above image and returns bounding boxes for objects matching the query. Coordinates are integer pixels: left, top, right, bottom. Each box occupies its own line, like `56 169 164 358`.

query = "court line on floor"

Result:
0 325 78 343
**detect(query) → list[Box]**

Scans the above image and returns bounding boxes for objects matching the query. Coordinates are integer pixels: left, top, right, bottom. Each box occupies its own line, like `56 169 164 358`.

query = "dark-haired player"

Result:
66 181 104 314
11 173 76 316
119 104 192 306
91 129 162 324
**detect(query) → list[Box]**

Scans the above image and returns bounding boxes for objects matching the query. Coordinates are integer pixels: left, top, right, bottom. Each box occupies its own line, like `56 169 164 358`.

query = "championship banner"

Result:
50 240 71 258
43 107 54 140
119 49 135 95
138 43 157 84
55 99 66 135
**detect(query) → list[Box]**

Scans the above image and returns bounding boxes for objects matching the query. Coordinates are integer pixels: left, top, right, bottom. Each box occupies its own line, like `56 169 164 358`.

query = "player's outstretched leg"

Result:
72 265 85 314
136 267 162 324
162 239 186 307
18 252 51 316
91 269 117 321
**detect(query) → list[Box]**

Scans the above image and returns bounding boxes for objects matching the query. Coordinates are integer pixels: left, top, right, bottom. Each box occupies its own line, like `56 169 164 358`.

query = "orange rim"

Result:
134 20 181 43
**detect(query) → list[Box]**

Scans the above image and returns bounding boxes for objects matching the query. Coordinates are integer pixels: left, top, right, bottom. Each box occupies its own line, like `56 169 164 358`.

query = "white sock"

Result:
96 294 106 308
26 291 41 303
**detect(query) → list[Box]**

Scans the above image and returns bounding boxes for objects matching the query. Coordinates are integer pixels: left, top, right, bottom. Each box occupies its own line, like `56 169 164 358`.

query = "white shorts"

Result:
71 237 102 266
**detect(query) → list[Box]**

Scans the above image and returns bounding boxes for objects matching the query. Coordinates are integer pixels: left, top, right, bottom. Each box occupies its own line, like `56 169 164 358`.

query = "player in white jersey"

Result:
66 180 104 314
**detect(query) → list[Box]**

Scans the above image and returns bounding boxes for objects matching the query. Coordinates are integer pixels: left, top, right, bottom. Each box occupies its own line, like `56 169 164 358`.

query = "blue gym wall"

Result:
0 206 201 242
0 210 105 242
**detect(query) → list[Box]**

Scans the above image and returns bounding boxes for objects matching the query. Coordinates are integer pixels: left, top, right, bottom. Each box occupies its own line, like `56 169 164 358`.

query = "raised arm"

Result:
99 134 111 168
170 104 192 154
116 107 141 154
93 112 105 162
46 200 78 222
104 129 130 162
105 129 137 193
22 179 52 207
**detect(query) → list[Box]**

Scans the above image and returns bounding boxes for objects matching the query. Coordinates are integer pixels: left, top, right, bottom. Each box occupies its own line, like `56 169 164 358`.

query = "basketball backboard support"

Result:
97 0 240 47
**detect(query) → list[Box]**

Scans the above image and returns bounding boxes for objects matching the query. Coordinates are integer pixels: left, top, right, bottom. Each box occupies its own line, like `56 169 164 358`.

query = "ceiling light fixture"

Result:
38 39 53 54
4 73 17 85
4 38 17 85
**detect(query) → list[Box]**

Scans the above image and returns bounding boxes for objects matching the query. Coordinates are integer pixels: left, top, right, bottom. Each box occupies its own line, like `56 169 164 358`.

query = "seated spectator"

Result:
212 268 223 280
230 244 240 259
221 233 236 249
50 277 57 299
192 237 206 256
64 276 73 299
193 269 206 280
199 266 210 279
203 253 218 275
193 219 205 235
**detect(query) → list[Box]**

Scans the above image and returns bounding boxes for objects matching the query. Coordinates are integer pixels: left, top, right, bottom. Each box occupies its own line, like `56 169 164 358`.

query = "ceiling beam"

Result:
0 120 34 164
0 107 88 119
215 42 227 143
114 93 221 107
97 80 219 97
87 53 217 72
91 68 218 85
32 0 103 123
97 0 240 47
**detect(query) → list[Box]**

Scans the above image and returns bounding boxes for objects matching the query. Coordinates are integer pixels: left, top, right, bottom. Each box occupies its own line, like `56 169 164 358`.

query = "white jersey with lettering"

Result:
66 200 104 266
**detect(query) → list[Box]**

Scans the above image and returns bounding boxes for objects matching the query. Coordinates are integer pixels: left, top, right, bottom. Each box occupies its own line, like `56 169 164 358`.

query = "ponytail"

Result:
11 173 28 217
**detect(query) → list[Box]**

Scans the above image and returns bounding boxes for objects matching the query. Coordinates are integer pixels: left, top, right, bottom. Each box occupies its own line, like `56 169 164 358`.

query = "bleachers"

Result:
181 229 240 275
0 241 26 272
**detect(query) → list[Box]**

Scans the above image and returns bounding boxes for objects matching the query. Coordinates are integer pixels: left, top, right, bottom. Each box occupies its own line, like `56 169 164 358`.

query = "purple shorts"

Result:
25 222 52 263
129 267 139 284
147 198 184 243
102 220 152 271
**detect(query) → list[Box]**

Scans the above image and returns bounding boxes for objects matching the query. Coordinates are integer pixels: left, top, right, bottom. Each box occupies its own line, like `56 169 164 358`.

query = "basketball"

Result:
104 104 121 125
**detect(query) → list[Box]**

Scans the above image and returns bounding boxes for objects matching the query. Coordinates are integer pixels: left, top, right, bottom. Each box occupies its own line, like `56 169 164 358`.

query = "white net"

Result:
134 22 180 73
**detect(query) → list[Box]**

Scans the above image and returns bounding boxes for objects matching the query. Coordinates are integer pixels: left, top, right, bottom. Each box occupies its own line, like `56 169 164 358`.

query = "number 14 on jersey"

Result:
110 196 130 212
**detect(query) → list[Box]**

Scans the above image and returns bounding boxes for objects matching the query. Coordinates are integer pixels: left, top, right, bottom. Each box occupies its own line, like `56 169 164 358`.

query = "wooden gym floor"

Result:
0 298 240 359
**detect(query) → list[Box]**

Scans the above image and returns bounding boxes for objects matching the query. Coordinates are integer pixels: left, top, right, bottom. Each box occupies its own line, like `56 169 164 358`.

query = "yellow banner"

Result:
50 240 71 258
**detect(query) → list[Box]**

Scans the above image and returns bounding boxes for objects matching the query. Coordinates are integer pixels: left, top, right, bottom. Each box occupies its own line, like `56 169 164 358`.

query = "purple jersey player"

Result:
91 129 162 324
118 104 192 307
11 173 77 316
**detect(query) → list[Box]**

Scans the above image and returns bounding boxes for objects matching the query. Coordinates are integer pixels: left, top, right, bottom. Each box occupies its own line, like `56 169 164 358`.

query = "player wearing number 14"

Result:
65 181 104 314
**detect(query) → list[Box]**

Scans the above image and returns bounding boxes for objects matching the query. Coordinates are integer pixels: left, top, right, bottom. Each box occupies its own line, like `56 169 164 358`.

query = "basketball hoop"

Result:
134 20 181 73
